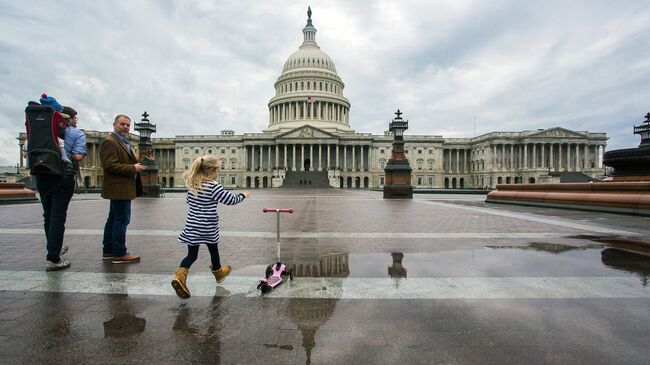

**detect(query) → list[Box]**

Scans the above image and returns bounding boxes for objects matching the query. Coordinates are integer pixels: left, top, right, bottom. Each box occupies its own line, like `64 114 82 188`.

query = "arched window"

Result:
320 82 322 90
301 82 304 90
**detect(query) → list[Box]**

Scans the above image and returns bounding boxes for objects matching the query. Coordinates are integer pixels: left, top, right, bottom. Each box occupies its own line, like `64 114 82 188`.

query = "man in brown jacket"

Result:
99 114 146 263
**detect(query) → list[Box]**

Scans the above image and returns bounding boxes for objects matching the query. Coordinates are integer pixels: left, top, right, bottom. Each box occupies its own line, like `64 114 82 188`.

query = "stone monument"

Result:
133 111 161 197
383 109 413 199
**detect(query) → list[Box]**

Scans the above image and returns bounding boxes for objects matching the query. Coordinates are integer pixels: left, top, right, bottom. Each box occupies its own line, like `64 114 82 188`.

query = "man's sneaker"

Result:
60 246 69 256
112 254 140 264
46 259 71 271
102 253 114 260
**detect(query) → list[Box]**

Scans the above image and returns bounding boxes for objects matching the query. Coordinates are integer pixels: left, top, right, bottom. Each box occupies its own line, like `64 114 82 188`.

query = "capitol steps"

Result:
282 171 330 188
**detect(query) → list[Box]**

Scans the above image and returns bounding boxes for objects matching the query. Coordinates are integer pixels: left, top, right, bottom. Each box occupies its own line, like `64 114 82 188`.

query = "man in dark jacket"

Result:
99 114 145 263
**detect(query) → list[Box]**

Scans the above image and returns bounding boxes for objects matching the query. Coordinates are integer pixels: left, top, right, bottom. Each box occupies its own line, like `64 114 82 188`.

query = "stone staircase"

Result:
282 171 330 188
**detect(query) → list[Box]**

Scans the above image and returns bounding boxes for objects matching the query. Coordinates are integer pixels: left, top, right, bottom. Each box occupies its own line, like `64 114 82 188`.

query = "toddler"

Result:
171 155 250 299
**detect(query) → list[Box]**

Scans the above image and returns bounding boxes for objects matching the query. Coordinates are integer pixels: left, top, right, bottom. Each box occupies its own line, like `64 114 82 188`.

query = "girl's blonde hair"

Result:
183 155 220 195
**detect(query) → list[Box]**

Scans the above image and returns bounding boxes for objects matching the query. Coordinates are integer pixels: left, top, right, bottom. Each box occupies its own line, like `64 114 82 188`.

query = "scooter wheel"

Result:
258 282 272 294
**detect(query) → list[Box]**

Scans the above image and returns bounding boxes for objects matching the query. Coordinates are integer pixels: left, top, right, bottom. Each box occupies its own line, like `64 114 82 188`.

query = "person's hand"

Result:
72 153 83 161
242 191 251 198
134 163 146 173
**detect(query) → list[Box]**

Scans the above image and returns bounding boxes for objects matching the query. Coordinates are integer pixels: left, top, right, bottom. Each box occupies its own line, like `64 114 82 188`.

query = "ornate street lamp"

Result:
134 111 161 197
633 112 650 148
383 109 413 199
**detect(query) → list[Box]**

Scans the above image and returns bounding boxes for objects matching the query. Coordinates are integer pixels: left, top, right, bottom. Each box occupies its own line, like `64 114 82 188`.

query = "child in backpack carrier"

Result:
171 155 251 299
36 94 72 165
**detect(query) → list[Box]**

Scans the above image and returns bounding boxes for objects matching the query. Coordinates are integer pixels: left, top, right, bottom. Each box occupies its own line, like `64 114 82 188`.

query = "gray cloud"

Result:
1 0 649 167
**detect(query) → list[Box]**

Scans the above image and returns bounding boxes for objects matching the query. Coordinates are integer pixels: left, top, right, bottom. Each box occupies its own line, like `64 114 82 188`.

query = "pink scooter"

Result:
257 208 294 294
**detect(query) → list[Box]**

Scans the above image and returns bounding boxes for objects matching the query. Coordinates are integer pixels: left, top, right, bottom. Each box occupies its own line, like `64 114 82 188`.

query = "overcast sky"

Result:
1 0 649 166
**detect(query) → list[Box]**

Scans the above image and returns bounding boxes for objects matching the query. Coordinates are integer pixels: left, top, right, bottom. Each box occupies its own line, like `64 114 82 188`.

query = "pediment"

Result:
528 127 586 139
276 125 338 140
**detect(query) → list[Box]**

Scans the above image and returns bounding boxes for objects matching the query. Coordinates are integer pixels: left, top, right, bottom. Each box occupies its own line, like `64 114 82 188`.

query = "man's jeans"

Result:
102 200 131 257
36 175 75 263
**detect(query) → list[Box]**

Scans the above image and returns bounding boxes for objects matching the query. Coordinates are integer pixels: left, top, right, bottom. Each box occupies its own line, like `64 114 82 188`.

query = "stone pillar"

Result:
523 144 528 169
301 144 305 171
318 144 322 171
259 145 263 171
541 144 545 169
455 149 460 173
509 144 515 171
352 145 356 171
282 144 287 170
344 146 347 170
532 144 537 169
275 145 279 170
336 145 339 169
268 145 272 171
549 143 554 170
292 144 296 171
575 144 580 171
244 146 249 171
327 144 331 169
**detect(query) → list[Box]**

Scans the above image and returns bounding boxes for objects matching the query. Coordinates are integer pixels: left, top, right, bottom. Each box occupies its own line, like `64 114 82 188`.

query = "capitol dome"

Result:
265 7 353 134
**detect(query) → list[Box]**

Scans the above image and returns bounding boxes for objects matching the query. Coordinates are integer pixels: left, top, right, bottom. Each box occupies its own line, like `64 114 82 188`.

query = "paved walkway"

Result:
1 189 649 364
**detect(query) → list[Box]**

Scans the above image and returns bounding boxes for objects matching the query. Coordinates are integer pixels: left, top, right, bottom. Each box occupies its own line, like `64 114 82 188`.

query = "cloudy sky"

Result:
1 0 649 166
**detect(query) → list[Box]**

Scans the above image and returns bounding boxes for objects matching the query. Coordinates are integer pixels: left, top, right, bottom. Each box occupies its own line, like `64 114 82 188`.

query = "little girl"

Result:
171 155 250 299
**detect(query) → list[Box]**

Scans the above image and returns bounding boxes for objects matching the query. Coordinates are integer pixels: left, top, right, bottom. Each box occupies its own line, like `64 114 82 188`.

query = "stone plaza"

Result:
0 188 649 364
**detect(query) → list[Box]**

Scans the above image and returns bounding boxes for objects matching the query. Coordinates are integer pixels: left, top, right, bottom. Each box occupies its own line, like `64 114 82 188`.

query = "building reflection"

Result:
288 251 349 277
286 251 348 363
103 313 146 338
486 242 603 253
601 248 650 287
388 252 407 278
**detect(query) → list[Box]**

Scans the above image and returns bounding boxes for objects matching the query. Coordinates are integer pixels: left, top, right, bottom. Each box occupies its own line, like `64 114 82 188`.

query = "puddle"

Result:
103 313 146 338
272 241 650 286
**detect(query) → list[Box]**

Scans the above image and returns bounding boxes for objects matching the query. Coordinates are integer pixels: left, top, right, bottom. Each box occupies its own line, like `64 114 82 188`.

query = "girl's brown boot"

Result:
211 264 232 283
171 267 191 299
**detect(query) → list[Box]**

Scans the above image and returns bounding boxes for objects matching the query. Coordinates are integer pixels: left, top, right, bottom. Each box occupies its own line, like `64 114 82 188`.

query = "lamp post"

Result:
383 109 413 199
134 111 161 197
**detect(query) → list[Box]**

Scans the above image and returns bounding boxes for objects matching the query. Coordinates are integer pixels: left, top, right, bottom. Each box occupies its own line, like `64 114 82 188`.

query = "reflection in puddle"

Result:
103 313 146 338
486 242 604 253
601 248 650 286
388 252 407 278
288 251 349 277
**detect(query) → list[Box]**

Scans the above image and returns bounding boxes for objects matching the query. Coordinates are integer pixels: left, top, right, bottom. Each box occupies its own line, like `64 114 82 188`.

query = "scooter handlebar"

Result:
262 208 294 214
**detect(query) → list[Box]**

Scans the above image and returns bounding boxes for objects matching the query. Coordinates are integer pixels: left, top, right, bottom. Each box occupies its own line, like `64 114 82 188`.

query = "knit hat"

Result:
39 93 63 111
62 106 77 119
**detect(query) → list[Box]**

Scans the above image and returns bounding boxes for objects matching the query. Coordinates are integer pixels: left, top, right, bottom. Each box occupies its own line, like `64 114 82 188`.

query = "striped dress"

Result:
178 180 244 246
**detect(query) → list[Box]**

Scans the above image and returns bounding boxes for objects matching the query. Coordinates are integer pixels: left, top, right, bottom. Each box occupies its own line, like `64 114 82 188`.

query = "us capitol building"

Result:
18 8 607 190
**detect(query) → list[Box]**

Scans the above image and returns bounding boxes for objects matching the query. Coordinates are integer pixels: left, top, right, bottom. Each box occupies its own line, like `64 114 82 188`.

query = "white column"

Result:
541 144 545 169
549 144 554 170
456 149 460 173
352 145 356 171
336 145 339 169
521 144 526 169
575 144 580 171
510 144 514 170
344 146 347 170
244 146 249 171
327 144 331 169
258 145 263 171
309 144 313 171
283 144 287 170
268 145 272 171
275 145 279 170
583 144 589 170
359 145 364 171
301 144 305 171
292 144 296 171
319 144 323 171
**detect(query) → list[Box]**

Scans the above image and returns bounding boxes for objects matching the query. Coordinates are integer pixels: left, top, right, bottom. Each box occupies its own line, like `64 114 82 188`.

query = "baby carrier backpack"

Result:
25 104 69 176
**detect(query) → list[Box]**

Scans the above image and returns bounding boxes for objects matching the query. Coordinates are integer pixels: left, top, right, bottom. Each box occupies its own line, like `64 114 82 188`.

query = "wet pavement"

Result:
1 189 649 364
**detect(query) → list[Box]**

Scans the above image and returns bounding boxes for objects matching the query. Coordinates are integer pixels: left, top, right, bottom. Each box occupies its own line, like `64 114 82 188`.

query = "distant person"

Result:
171 155 250 299
99 114 145 264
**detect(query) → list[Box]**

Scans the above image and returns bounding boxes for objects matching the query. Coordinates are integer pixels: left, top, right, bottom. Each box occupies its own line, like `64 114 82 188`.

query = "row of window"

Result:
285 57 334 70
278 80 340 94
184 147 237 156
